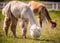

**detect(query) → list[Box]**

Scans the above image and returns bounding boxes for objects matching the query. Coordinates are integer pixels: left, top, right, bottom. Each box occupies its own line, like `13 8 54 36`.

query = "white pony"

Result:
2 1 41 39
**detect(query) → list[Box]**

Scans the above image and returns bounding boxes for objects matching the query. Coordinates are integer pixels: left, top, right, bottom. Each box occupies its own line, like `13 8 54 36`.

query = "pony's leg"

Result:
39 12 42 27
3 17 11 36
10 17 17 38
39 17 42 27
21 19 29 39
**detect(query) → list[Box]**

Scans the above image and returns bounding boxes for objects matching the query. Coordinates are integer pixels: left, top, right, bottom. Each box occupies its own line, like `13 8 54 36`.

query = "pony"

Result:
2 1 41 39
28 1 57 28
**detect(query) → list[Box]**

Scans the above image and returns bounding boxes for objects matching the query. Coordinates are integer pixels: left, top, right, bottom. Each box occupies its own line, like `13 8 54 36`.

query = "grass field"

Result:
0 10 60 43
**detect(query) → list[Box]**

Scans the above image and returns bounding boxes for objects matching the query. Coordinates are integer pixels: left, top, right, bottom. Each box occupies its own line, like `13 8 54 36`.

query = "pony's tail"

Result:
2 3 11 16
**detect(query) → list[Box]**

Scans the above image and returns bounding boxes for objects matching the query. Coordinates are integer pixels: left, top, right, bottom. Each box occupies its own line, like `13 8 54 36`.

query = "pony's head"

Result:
50 20 57 28
30 24 41 39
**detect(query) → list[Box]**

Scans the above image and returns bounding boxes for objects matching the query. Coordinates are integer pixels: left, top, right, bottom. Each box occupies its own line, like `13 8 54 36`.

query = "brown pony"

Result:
29 1 57 28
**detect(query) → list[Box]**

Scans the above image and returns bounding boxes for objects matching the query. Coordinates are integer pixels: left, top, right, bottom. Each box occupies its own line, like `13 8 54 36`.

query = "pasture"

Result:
0 9 60 43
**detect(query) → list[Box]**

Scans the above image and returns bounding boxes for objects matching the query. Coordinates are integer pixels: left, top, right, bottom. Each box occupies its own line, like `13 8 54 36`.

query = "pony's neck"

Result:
29 11 39 27
30 16 37 25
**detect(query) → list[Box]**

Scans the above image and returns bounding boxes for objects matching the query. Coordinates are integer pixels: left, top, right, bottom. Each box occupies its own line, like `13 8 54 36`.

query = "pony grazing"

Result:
2 1 41 39
28 1 57 28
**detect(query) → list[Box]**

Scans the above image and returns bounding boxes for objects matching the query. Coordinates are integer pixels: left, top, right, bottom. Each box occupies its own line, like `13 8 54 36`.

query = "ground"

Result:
0 9 60 43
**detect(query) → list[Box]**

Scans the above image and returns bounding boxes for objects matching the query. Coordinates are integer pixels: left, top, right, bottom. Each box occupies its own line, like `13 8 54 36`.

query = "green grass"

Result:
0 10 60 43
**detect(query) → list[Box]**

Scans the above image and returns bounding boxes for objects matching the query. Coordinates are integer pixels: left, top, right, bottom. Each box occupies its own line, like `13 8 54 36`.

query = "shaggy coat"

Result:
2 1 41 38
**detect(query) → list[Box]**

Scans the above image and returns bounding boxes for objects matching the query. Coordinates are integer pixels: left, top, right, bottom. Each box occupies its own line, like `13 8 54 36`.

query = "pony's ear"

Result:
51 20 56 22
51 20 56 23
30 24 36 29
55 20 57 22
37 26 41 30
